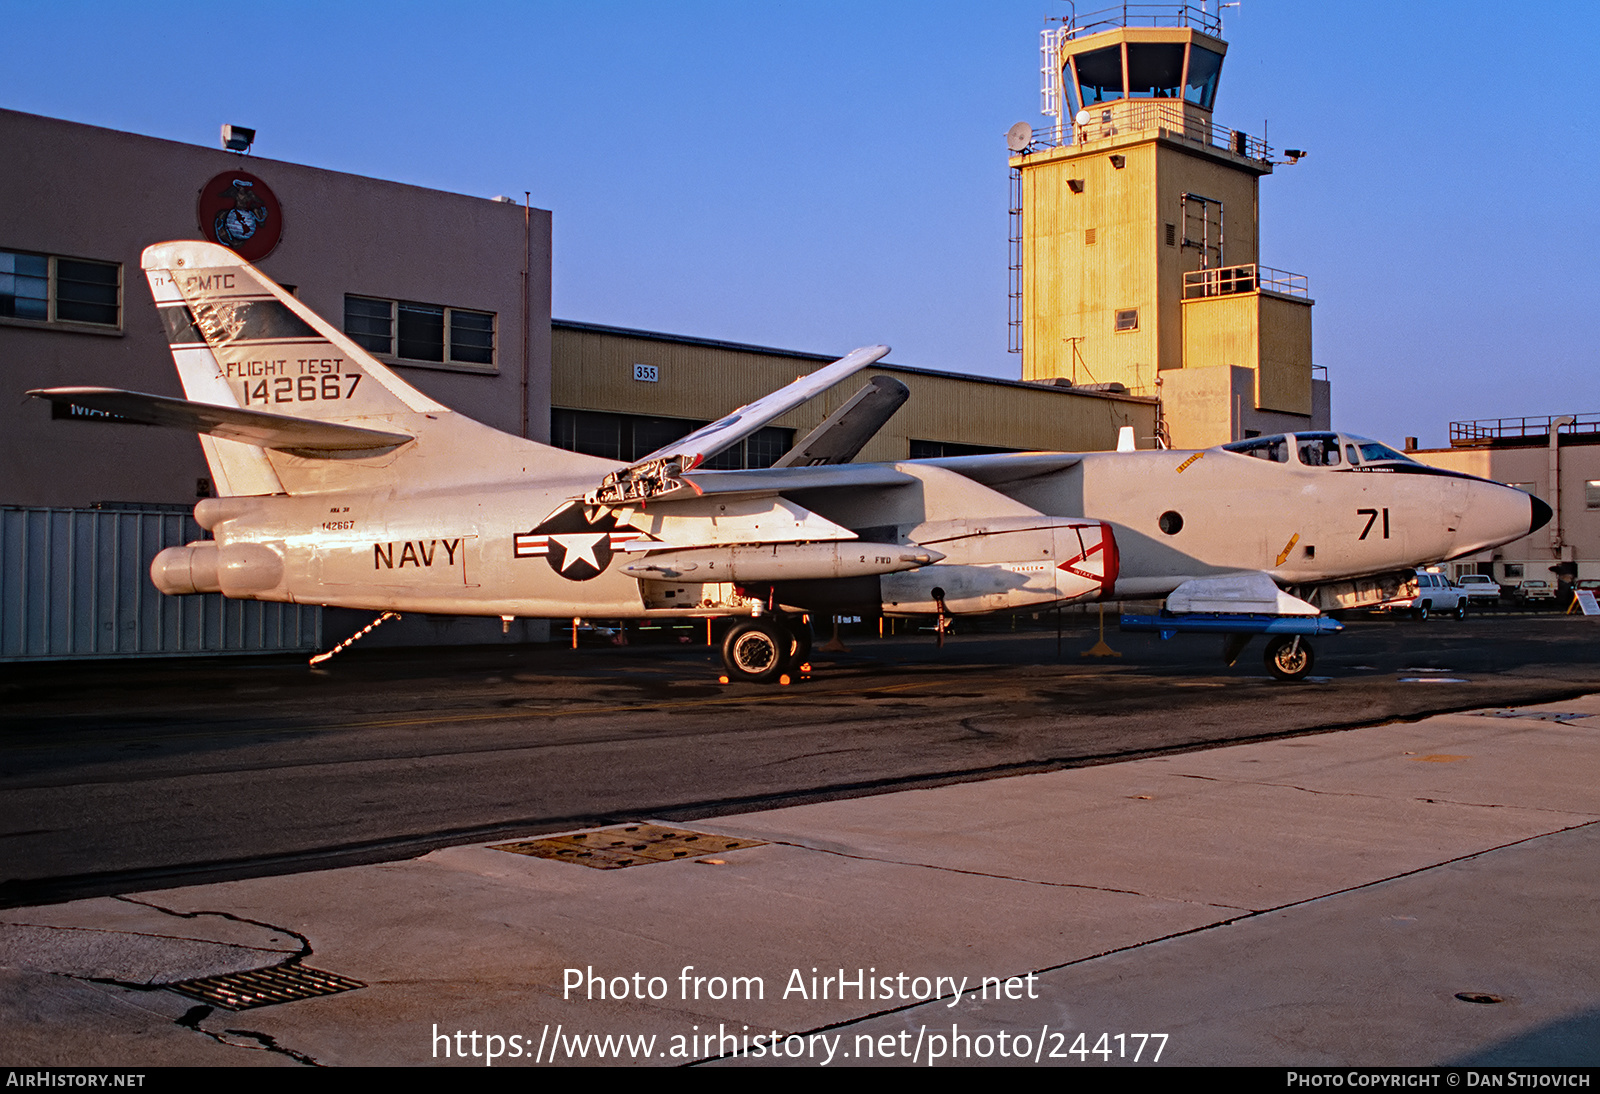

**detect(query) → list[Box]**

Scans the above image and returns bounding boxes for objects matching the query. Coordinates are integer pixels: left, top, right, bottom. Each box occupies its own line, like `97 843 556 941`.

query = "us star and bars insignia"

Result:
513 504 653 581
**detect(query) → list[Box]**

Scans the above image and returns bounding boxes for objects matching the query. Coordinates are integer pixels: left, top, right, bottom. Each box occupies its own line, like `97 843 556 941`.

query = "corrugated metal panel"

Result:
0 507 320 660
551 327 1159 461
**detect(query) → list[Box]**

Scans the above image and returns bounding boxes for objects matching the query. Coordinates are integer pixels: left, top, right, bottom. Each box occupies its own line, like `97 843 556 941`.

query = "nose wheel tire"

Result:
1264 635 1314 681
721 618 788 684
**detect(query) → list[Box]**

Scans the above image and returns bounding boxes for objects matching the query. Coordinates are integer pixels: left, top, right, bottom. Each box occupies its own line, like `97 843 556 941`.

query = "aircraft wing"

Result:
588 344 890 504
916 451 1083 486
679 463 915 496
773 375 909 467
29 387 414 456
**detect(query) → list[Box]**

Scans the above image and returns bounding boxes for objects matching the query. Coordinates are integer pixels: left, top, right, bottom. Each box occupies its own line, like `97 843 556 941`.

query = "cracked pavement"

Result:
3 698 1597 1066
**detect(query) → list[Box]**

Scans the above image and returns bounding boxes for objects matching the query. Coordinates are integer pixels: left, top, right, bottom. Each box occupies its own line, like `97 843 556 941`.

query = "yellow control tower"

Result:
1007 5 1328 448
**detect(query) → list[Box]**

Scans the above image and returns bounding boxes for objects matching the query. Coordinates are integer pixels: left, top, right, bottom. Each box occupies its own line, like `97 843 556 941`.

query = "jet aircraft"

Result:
30 242 1548 682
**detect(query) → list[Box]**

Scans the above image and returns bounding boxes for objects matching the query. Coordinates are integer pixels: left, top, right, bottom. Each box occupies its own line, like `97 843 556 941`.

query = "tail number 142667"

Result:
241 374 362 406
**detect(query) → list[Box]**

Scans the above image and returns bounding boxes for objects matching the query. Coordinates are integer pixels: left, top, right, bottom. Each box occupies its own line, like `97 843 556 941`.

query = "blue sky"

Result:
5 1 1596 445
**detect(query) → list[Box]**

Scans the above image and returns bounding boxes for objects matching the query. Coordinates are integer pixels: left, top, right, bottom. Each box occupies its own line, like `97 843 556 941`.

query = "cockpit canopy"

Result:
1220 432 1419 469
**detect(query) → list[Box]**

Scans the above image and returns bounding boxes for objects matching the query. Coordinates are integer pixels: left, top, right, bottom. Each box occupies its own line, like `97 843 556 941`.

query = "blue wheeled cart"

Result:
1119 612 1344 680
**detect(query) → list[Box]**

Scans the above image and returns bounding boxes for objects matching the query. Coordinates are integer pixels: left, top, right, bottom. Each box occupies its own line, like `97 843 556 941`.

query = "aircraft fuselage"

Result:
153 439 1541 621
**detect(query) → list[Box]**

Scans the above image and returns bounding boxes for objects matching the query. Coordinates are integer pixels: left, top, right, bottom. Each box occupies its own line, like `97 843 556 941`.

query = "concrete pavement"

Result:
3 697 1597 1067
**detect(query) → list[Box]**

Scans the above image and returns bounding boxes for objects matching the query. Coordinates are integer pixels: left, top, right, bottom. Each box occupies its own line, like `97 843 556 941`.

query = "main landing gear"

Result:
720 614 811 684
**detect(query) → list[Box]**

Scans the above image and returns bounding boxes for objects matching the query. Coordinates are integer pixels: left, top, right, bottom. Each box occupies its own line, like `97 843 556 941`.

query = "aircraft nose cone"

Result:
1529 494 1553 534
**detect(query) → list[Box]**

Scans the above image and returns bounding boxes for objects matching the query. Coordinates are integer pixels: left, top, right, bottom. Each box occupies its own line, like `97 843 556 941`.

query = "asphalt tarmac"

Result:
2 613 1598 1068
3 614 1598 907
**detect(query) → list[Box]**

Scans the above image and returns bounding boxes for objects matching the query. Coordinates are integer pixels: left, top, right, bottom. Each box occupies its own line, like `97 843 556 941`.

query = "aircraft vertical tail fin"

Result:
142 241 444 425
139 240 556 497
143 250 289 495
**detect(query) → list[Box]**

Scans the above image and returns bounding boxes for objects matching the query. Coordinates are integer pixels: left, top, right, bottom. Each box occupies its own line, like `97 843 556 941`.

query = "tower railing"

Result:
1182 263 1309 300
1025 100 1271 160
1450 414 1600 447
1063 4 1223 39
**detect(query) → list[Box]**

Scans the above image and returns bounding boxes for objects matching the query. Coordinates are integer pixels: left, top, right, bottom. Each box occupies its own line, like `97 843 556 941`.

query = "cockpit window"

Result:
1355 441 1417 464
1295 432 1342 467
1222 434 1289 462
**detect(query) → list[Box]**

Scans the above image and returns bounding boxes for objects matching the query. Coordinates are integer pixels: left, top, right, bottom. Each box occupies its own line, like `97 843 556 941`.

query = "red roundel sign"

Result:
197 171 283 261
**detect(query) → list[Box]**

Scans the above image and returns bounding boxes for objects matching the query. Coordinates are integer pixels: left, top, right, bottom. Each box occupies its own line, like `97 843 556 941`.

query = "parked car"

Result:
1377 569 1467 620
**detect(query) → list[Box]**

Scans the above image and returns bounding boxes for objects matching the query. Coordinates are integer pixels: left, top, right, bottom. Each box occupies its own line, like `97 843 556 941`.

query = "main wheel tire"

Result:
721 618 787 683
784 617 813 669
1264 635 1314 681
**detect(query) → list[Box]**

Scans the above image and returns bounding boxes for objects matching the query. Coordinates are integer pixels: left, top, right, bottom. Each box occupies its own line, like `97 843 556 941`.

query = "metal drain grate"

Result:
168 963 365 1010
1479 709 1596 724
492 823 765 869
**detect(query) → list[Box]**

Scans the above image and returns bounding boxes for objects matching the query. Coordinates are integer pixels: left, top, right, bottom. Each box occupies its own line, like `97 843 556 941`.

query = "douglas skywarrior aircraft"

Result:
32 242 1548 682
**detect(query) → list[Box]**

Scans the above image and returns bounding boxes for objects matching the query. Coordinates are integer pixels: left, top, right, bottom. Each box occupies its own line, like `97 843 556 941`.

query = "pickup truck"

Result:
1455 573 1503 606
1514 579 1558 606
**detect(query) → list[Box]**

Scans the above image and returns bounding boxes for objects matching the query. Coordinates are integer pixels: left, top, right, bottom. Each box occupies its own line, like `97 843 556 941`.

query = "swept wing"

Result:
588 344 890 504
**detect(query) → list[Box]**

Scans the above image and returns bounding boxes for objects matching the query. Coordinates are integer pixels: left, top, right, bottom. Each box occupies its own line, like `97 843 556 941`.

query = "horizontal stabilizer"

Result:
774 375 909 467
29 387 414 456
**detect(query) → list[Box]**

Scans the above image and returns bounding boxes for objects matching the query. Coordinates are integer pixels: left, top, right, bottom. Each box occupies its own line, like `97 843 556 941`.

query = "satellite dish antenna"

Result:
1006 121 1033 152
1075 109 1091 127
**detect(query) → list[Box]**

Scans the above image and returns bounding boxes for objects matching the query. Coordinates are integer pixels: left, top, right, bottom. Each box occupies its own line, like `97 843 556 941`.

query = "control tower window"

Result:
1184 47 1224 110
1073 46 1125 104
1128 43 1185 99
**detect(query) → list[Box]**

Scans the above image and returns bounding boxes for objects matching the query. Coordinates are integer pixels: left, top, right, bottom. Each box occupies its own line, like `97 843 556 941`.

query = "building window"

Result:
344 295 392 352
1 250 120 329
1586 481 1600 510
1115 308 1139 332
343 294 496 369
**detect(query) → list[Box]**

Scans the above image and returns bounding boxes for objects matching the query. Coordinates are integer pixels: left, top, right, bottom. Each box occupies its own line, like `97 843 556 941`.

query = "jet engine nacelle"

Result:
150 541 284 597
882 516 1118 615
